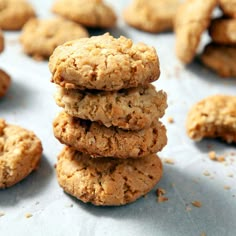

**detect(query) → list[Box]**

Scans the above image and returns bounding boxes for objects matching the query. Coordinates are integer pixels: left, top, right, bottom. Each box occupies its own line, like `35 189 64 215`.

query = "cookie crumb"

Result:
201 232 206 236
167 117 174 124
157 196 168 203
217 156 225 162
208 151 216 160
0 212 5 217
164 158 175 165
185 206 192 212
25 213 32 218
224 185 231 190
203 170 211 176
156 188 166 196
191 201 202 208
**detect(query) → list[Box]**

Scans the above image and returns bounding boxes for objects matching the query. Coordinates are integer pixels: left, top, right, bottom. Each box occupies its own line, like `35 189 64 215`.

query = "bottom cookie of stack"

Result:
56 146 163 206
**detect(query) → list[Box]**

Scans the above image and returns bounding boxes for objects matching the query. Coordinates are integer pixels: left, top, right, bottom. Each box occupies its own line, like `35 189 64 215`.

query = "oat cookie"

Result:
56 146 163 206
0 0 36 30
219 0 236 18
52 0 116 28
0 30 4 53
49 34 160 91
123 0 182 33
0 69 11 98
209 18 236 45
53 112 167 159
55 85 167 131
20 18 89 60
201 43 236 77
0 119 43 188
186 95 236 143
174 0 218 63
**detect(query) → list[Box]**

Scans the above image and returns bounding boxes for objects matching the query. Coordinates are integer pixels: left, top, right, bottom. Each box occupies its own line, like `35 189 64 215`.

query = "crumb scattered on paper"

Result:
157 196 169 203
167 117 174 124
164 158 175 165
156 188 168 203
208 151 216 160
224 186 231 190
0 212 5 217
25 213 32 218
203 171 211 176
191 201 202 208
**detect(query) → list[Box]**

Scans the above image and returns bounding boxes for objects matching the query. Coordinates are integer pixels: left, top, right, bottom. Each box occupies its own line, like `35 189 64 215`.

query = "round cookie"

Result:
0 119 43 188
52 0 116 28
0 0 36 30
201 43 236 78
53 112 167 159
49 33 160 91
219 0 236 18
123 0 182 33
0 30 4 53
56 146 163 206
55 85 167 131
0 69 11 98
209 18 236 45
20 18 89 59
174 0 218 64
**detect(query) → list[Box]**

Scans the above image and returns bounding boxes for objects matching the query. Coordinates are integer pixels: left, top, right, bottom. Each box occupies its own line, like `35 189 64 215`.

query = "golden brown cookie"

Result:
201 43 236 77
55 85 167 131
123 0 182 33
0 69 11 98
209 18 236 45
52 0 116 28
56 146 163 206
53 112 167 159
20 18 89 60
0 119 43 188
219 0 236 18
186 95 236 143
49 33 160 91
0 0 36 30
0 30 4 53
174 0 218 63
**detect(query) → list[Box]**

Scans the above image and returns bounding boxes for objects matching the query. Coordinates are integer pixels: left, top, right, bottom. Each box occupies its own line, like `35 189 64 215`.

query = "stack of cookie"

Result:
49 33 168 206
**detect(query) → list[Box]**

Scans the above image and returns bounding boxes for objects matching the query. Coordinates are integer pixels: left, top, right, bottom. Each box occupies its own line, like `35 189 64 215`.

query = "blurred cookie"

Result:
209 18 236 45
186 95 236 143
20 18 89 60
52 0 116 28
55 85 167 131
201 43 236 77
0 119 43 188
175 0 217 63
0 0 36 30
49 33 160 91
0 69 11 97
53 112 167 159
219 0 236 18
123 0 182 33
56 146 163 206
0 30 4 53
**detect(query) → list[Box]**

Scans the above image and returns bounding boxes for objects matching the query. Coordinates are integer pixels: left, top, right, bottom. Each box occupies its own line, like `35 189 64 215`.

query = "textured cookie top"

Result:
0 30 4 53
186 95 236 143
201 43 236 78
0 0 36 30
123 0 182 33
0 69 11 98
209 18 236 45
56 146 163 206
52 0 116 28
174 0 218 63
0 119 43 188
49 34 160 91
55 84 167 130
53 112 167 158
20 18 89 59
219 0 236 18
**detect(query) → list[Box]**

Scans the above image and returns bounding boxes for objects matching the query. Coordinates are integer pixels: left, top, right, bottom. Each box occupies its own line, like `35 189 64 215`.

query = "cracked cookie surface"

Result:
186 95 236 143
49 33 160 91
174 0 217 63
56 146 163 206
0 119 43 188
219 0 236 18
53 112 167 159
0 69 11 98
20 18 89 59
123 0 182 33
52 0 116 28
55 84 167 131
0 0 36 30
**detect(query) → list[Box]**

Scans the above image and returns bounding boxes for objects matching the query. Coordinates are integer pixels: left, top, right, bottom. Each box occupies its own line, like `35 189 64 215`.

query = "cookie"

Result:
174 0 218 63
186 95 236 143
0 69 11 98
56 146 163 206
0 30 4 53
123 0 182 33
209 18 236 45
201 43 236 77
49 33 160 91
0 119 43 188
219 0 236 18
20 18 89 60
53 112 167 159
55 84 167 131
52 0 116 28
0 0 36 30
